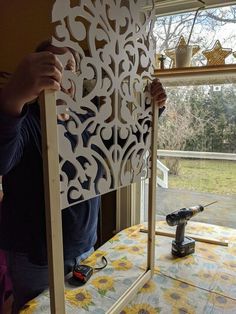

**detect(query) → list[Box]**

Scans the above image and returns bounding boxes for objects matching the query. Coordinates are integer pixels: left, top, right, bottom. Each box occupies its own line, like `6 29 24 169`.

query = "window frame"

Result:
154 0 236 16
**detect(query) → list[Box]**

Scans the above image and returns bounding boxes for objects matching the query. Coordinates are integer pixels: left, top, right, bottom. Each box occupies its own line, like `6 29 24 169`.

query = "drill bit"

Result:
203 201 218 207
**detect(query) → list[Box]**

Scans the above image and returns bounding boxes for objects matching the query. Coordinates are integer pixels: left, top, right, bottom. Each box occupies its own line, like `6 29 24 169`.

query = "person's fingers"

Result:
151 78 160 84
153 90 167 100
36 51 63 73
38 77 61 92
38 64 62 84
156 99 166 108
150 80 162 89
151 87 165 97
150 82 163 95
151 86 167 99
61 80 75 98
153 88 167 107
53 56 63 73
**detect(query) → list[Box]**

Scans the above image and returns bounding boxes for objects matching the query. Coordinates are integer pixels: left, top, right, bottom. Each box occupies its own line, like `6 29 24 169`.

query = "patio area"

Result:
143 185 236 229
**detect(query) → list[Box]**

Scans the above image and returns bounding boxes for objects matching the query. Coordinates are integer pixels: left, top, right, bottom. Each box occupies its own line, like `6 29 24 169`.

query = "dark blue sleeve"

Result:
0 107 28 175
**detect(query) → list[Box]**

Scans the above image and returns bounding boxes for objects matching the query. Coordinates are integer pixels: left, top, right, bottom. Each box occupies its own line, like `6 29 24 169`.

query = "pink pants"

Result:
0 250 12 313
0 198 13 313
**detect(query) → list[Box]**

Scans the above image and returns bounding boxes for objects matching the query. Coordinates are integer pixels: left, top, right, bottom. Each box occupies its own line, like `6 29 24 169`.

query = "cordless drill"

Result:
166 204 205 257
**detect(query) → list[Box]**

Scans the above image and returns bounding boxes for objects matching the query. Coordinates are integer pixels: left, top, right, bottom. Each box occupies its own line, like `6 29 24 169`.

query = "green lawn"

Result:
167 159 236 195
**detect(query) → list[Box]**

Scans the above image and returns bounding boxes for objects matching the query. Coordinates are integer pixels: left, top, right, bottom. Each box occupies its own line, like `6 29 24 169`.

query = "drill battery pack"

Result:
171 237 195 257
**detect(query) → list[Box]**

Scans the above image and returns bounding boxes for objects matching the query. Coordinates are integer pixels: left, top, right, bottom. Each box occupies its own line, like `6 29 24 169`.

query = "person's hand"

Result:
150 78 167 108
0 52 63 116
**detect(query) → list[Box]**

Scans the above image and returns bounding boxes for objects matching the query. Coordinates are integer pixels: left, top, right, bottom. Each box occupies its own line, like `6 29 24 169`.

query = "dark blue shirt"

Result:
0 103 100 265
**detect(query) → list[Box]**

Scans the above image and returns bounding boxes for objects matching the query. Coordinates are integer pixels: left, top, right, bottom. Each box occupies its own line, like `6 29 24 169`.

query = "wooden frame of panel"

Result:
40 92 158 313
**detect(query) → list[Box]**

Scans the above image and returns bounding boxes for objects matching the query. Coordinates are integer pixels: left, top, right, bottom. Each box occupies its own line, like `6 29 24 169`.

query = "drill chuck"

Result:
166 205 204 226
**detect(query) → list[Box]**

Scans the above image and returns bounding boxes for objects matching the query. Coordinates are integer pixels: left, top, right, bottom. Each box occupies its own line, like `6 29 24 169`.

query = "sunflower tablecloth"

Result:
20 221 236 314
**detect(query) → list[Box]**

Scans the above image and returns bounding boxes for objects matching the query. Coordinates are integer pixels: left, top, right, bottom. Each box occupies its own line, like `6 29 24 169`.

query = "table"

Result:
20 221 236 313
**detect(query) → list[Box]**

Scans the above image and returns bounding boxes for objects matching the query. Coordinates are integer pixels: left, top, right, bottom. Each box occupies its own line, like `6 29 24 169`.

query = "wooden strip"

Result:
39 90 65 314
153 64 236 86
157 149 236 161
110 94 158 313
147 99 159 274
140 228 228 247
106 271 152 314
154 64 236 76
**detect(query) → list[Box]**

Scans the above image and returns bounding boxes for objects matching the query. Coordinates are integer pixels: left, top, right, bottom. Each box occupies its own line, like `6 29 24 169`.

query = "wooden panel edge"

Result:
147 100 158 274
106 271 152 314
39 90 65 314
154 64 236 76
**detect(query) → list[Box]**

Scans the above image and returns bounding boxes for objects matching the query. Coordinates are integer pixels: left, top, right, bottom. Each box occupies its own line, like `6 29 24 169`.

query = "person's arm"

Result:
0 52 62 117
0 103 30 175
0 51 63 174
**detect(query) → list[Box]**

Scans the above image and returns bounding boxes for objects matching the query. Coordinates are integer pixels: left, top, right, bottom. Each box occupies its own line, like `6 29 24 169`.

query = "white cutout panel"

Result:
52 0 155 209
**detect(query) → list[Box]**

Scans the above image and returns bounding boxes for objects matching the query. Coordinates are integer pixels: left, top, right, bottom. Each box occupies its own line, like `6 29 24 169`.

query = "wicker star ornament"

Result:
155 53 162 68
164 35 200 67
202 40 232 65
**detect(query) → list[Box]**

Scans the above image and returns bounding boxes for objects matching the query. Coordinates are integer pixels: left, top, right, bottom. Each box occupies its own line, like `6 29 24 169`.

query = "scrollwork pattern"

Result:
52 0 155 208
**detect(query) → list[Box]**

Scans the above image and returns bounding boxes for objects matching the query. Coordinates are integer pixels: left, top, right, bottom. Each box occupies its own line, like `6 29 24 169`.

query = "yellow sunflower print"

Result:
140 238 149 244
228 236 236 243
93 250 107 258
128 303 157 314
65 288 94 310
82 250 106 267
223 260 236 271
109 234 120 243
196 270 215 282
139 279 157 294
91 275 115 295
139 262 148 271
172 254 196 266
82 255 97 267
172 302 196 314
127 233 142 240
19 299 38 314
112 258 133 270
215 272 236 285
196 245 219 261
187 223 214 233
154 264 161 273
128 245 144 255
208 293 236 309
163 288 187 305
228 246 236 255
172 280 195 293
123 225 143 235
115 244 129 251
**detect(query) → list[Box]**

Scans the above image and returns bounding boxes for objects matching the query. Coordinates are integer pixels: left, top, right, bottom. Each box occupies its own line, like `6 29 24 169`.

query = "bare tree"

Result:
153 5 236 66
158 86 216 173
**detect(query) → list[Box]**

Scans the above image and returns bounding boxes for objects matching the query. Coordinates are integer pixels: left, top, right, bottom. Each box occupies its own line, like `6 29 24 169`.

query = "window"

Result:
142 82 236 228
140 4 236 229
154 0 236 16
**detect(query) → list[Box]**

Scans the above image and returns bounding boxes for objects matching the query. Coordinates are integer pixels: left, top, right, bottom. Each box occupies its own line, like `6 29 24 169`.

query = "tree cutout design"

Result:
52 0 155 209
